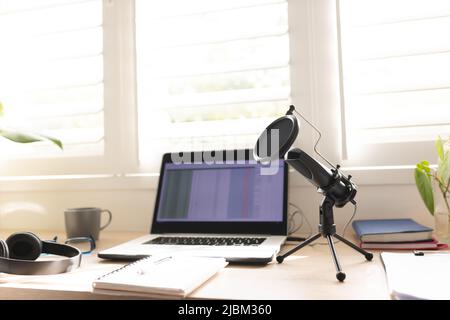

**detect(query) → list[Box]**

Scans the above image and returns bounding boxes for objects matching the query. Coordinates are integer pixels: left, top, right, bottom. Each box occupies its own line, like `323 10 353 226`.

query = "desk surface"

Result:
0 231 390 300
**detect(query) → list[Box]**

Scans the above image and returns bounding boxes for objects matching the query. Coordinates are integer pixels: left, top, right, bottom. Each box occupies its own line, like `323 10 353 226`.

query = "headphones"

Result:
0 232 82 275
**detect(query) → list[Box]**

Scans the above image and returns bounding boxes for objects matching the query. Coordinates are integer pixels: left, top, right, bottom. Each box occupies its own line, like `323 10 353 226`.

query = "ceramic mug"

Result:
64 207 112 240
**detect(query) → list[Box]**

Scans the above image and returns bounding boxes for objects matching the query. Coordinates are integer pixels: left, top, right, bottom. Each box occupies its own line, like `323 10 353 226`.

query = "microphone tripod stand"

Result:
277 196 373 282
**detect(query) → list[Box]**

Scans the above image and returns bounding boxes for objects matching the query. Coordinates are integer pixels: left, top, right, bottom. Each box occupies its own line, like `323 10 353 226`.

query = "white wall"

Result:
290 185 434 236
0 188 154 233
0 179 434 236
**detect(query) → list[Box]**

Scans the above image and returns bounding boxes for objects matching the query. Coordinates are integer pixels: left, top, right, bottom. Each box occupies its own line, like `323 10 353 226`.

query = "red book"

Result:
360 238 448 250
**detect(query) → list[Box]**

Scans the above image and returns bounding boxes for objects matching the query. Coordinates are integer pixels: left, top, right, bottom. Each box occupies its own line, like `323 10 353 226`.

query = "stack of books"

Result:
352 219 448 250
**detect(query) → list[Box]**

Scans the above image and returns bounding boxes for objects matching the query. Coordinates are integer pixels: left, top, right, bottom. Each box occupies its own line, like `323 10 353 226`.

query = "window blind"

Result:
0 0 104 158
135 0 291 165
339 0 450 152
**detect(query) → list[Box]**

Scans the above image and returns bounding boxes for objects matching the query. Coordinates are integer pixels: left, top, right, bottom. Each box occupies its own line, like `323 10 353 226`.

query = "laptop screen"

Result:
151 150 288 235
156 162 285 222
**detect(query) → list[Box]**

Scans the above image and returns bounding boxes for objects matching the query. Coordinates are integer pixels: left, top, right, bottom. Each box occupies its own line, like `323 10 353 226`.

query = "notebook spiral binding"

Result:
95 256 153 281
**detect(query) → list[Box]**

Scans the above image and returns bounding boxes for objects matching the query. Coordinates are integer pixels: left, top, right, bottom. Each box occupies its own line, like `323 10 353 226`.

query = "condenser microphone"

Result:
253 105 356 208
253 105 372 282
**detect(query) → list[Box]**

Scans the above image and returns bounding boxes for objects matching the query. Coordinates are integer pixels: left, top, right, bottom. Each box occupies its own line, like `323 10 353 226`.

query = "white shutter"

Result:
135 0 291 166
0 0 104 158
339 0 450 160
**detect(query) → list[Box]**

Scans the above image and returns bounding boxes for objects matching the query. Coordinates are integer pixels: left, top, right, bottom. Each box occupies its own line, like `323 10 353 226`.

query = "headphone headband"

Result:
0 241 81 275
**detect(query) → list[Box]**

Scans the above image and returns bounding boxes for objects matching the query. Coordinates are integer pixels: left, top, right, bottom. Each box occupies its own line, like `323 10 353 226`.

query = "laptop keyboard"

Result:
144 236 267 246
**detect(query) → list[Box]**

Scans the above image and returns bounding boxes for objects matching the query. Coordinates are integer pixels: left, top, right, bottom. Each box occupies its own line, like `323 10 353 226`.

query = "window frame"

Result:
334 0 442 169
0 0 138 177
0 0 429 190
297 0 440 186
134 0 293 174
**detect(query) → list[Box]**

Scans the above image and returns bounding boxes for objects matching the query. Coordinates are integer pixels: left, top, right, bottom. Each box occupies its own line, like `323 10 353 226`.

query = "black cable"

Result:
286 236 307 242
343 202 357 238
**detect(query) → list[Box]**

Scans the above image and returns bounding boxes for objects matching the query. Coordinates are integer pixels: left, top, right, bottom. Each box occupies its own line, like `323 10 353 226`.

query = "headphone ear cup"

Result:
0 239 9 258
6 232 43 261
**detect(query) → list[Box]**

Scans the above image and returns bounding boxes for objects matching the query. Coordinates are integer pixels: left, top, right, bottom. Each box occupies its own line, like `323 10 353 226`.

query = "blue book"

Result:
352 219 433 243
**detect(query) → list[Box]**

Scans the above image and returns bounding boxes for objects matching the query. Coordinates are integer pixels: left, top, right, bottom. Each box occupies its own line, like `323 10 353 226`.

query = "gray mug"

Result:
64 207 112 240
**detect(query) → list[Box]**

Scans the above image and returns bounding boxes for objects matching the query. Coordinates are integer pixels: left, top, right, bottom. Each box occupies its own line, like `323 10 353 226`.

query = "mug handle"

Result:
100 209 112 230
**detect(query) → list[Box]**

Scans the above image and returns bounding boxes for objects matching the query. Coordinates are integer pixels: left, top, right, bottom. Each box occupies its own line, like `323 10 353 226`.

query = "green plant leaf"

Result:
0 102 4 117
417 160 431 175
0 128 63 149
39 133 63 150
415 166 435 215
436 136 445 161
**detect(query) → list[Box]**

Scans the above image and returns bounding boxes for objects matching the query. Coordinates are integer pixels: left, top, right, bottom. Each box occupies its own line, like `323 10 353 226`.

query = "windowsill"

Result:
0 174 158 193
0 165 417 192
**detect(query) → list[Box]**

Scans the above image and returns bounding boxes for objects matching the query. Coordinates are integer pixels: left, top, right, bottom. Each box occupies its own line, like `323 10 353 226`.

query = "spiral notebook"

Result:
92 255 228 298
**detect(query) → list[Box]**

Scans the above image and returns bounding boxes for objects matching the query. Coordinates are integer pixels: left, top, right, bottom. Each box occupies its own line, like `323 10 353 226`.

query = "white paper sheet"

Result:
381 252 450 300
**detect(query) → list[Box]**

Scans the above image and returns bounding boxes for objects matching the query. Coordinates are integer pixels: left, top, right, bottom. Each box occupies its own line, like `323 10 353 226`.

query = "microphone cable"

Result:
287 202 312 242
286 202 358 245
343 202 357 238
287 105 336 170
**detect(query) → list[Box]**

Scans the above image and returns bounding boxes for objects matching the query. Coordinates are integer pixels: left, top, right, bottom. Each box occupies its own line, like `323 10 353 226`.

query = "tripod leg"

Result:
326 235 346 282
333 234 373 261
276 233 321 263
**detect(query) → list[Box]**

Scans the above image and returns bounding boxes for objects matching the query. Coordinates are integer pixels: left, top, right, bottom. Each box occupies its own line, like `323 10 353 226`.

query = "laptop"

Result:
98 150 288 264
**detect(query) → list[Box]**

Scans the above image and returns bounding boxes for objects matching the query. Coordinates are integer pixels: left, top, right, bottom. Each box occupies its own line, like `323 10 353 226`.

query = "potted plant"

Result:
0 101 62 149
415 136 450 243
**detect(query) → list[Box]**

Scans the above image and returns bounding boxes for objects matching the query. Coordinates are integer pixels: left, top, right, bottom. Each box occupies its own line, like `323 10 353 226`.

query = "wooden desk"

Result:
0 231 390 300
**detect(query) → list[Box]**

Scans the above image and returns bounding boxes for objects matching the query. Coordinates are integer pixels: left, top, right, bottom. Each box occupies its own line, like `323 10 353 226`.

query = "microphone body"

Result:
286 148 357 207
253 105 356 209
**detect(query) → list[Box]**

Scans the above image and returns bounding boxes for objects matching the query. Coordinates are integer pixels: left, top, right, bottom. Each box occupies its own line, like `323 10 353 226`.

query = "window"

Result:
0 0 104 160
135 0 291 168
338 0 450 166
